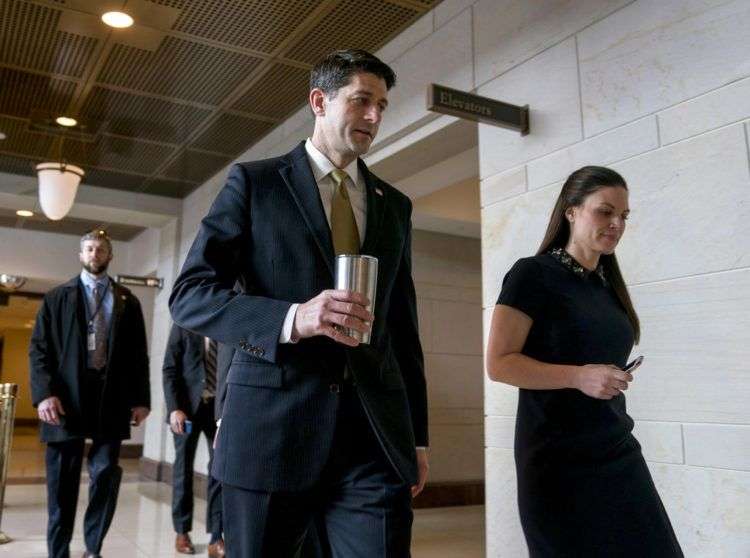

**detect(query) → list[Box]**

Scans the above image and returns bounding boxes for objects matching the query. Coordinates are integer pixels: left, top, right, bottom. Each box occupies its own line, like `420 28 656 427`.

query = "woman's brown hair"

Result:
537 166 640 343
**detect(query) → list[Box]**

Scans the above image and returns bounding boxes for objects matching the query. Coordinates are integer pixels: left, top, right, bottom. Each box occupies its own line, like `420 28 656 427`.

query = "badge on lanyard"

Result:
87 329 96 351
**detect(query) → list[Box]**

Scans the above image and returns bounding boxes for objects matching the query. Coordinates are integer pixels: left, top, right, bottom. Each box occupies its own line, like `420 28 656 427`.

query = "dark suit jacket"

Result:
169 141 427 491
29 276 150 443
162 324 213 420
214 342 234 420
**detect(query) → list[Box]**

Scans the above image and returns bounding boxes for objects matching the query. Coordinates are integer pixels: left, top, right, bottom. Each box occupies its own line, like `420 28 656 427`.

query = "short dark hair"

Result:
310 49 396 97
80 228 112 253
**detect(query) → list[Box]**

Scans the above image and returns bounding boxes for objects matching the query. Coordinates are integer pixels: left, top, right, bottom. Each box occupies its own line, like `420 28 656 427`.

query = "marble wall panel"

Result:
578 0 750 136
473 0 630 87
477 39 581 179
658 76 750 145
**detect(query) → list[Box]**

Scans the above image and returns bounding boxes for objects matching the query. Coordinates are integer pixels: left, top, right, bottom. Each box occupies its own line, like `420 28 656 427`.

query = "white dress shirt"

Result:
278 139 367 343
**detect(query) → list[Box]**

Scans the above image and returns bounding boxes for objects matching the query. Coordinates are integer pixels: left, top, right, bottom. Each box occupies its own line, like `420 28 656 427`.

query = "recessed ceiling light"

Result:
56 116 77 127
0 132 6 140
101 11 134 28
16 210 34 217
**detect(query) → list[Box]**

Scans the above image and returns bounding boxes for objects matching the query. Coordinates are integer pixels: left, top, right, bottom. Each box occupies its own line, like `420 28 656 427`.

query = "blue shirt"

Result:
80 270 114 367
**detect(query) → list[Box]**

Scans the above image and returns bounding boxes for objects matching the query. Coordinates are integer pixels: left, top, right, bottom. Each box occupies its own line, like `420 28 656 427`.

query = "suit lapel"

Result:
279 142 335 277
63 278 85 367
359 158 385 256
107 279 125 365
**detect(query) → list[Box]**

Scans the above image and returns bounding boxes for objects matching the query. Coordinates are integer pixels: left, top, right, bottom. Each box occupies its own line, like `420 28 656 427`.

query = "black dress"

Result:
496 249 682 557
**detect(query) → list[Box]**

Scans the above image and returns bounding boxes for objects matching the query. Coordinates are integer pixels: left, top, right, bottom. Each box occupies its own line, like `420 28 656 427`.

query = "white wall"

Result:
413 231 483 483
471 0 750 555
0 226 130 288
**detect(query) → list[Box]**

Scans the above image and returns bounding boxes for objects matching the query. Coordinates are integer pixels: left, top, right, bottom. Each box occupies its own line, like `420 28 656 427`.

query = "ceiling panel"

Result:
81 167 148 192
141 176 198 198
96 37 263 106
80 86 211 144
170 0 320 52
162 149 232 183
0 0 99 78
285 0 421 65
0 153 38 177
190 112 275 155
0 116 55 159
62 136 176 174
0 208 145 240
0 67 76 119
231 64 310 120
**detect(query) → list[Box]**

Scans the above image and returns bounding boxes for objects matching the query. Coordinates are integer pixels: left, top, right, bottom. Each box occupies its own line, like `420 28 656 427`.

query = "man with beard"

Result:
29 229 150 558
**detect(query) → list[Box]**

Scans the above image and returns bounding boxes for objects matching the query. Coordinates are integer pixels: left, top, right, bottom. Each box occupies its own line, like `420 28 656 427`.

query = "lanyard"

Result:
86 279 110 330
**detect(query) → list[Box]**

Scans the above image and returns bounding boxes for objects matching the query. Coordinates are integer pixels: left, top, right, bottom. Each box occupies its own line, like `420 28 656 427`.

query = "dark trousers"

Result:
222 388 413 557
45 438 122 558
172 398 222 536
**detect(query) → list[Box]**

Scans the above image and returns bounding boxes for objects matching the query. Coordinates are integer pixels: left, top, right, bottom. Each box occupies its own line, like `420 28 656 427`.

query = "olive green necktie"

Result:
330 169 360 255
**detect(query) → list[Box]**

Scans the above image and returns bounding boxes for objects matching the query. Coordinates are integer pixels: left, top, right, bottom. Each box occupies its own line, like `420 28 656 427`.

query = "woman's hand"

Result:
573 364 633 399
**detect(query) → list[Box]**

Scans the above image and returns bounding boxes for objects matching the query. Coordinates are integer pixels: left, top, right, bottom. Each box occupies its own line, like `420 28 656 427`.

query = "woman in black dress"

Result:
486 166 682 557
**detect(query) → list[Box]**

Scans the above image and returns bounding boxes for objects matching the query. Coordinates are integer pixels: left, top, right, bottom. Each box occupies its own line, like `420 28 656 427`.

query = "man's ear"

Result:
309 88 326 117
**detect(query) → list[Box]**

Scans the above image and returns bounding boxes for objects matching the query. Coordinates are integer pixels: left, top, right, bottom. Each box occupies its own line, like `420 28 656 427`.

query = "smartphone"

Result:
184 420 193 435
624 355 644 373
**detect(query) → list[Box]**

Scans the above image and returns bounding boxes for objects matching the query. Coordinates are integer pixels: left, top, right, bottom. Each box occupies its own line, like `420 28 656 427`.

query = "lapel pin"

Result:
375 187 383 196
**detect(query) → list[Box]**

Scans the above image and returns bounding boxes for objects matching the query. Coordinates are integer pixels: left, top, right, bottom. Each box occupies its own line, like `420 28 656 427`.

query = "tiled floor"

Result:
6 427 141 484
1 429 486 557
0 483 485 557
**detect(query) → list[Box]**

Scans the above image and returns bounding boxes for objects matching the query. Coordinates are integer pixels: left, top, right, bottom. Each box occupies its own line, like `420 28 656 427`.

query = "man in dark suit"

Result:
169 49 428 557
29 229 150 558
162 324 224 556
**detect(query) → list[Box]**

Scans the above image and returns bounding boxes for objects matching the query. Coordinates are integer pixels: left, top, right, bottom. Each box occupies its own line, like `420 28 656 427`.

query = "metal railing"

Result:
0 383 18 544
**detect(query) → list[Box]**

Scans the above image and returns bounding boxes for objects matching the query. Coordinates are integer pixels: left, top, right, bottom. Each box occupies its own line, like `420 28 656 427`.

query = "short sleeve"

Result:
496 257 547 322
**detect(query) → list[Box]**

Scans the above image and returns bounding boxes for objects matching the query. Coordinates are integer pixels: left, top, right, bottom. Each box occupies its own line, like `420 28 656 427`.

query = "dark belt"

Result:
86 367 106 375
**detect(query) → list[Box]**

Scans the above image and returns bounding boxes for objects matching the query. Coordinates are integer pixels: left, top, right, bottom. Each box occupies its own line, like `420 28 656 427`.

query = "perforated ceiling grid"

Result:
163 149 232 183
0 208 144 241
0 116 55 158
80 87 211 144
191 113 275 155
0 67 76 118
0 1 98 78
171 0 320 53
285 0 420 65
231 64 310 119
0 0 437 207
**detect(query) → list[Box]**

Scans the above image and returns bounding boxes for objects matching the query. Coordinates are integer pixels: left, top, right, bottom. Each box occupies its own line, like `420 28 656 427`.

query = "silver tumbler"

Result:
334 255 378 344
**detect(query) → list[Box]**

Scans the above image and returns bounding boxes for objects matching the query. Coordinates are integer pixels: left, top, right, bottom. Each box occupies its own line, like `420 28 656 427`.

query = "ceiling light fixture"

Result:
0 274 27 291
16 209 34 217
55 116 77 127
0 132 6 140
36 162 85 220
101 11 134 28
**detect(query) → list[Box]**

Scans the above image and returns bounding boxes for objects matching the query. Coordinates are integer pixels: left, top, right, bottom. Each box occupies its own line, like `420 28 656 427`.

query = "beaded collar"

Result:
548 247 607 284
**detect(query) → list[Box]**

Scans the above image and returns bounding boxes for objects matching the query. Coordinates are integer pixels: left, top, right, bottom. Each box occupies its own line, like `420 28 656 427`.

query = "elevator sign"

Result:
426 84 529 135
116 275 163 289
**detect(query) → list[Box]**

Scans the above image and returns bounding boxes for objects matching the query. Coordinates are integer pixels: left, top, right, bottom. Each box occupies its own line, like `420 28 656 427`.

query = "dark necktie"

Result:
204 338 217 396
91 283 107 370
